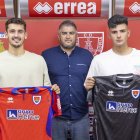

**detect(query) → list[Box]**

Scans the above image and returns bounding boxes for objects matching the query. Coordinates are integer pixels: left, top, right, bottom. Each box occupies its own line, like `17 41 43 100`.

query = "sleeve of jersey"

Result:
51 91 62 117
0 115 2 140
46 90 62 137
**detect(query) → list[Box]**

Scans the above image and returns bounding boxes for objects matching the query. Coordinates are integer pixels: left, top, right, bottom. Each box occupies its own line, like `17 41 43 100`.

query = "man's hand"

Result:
84 77 95 91
51 84 60 94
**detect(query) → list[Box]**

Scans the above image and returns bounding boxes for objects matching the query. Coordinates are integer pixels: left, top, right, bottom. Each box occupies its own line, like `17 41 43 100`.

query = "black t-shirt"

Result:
93 74 140 140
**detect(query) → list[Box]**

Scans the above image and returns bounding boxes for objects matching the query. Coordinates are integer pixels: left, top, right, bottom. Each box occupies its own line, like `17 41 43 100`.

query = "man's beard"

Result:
11 37 22 48
60 41 76 50
11 44 21 48
61 45 75 49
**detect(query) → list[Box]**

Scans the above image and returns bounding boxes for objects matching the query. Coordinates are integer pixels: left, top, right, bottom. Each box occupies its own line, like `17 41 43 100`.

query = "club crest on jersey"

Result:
33 96 41 105
131 90 140 99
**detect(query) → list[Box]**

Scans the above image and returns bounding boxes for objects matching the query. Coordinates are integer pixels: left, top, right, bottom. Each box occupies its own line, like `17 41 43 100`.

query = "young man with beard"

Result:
42 20 93 140
0 17 59 93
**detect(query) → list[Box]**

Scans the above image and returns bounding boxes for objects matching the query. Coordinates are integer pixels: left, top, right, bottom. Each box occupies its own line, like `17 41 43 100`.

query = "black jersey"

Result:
93 74 140 140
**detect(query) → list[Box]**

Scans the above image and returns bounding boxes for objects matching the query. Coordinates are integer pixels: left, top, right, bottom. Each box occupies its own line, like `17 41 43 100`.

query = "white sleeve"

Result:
86 56 98 78
86 56 98 102
42 58 52 86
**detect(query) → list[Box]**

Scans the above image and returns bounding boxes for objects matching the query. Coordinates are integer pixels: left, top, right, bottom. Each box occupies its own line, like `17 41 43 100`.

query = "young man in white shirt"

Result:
84 14 140 91
0 17 59 93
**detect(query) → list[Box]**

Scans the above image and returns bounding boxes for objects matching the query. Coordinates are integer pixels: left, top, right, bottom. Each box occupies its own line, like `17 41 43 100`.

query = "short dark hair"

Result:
59 20 77 30
108 14 128 28
5 17 26 31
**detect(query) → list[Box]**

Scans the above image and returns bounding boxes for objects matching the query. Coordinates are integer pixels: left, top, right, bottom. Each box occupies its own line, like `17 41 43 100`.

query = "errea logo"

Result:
34 2 53 14
7 97 14 103
129 2 140 14
107 90 114 96
33 1 96 15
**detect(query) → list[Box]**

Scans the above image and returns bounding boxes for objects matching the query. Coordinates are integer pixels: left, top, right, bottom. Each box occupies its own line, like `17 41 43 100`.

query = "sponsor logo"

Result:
7 109 40 120
106 101 137 113
33 96 41 105
107 90 114 96
106 101 116 111
131 90 140 99
34 2 53 14
7 97 14 103
30 1 100 17
7 110 17 120
77 32 104 55
129 2 140 14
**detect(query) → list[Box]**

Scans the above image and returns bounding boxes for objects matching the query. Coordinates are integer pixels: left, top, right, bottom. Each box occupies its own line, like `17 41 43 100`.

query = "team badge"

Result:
33 96 41 105
131 90 140 99
77 32 104 55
